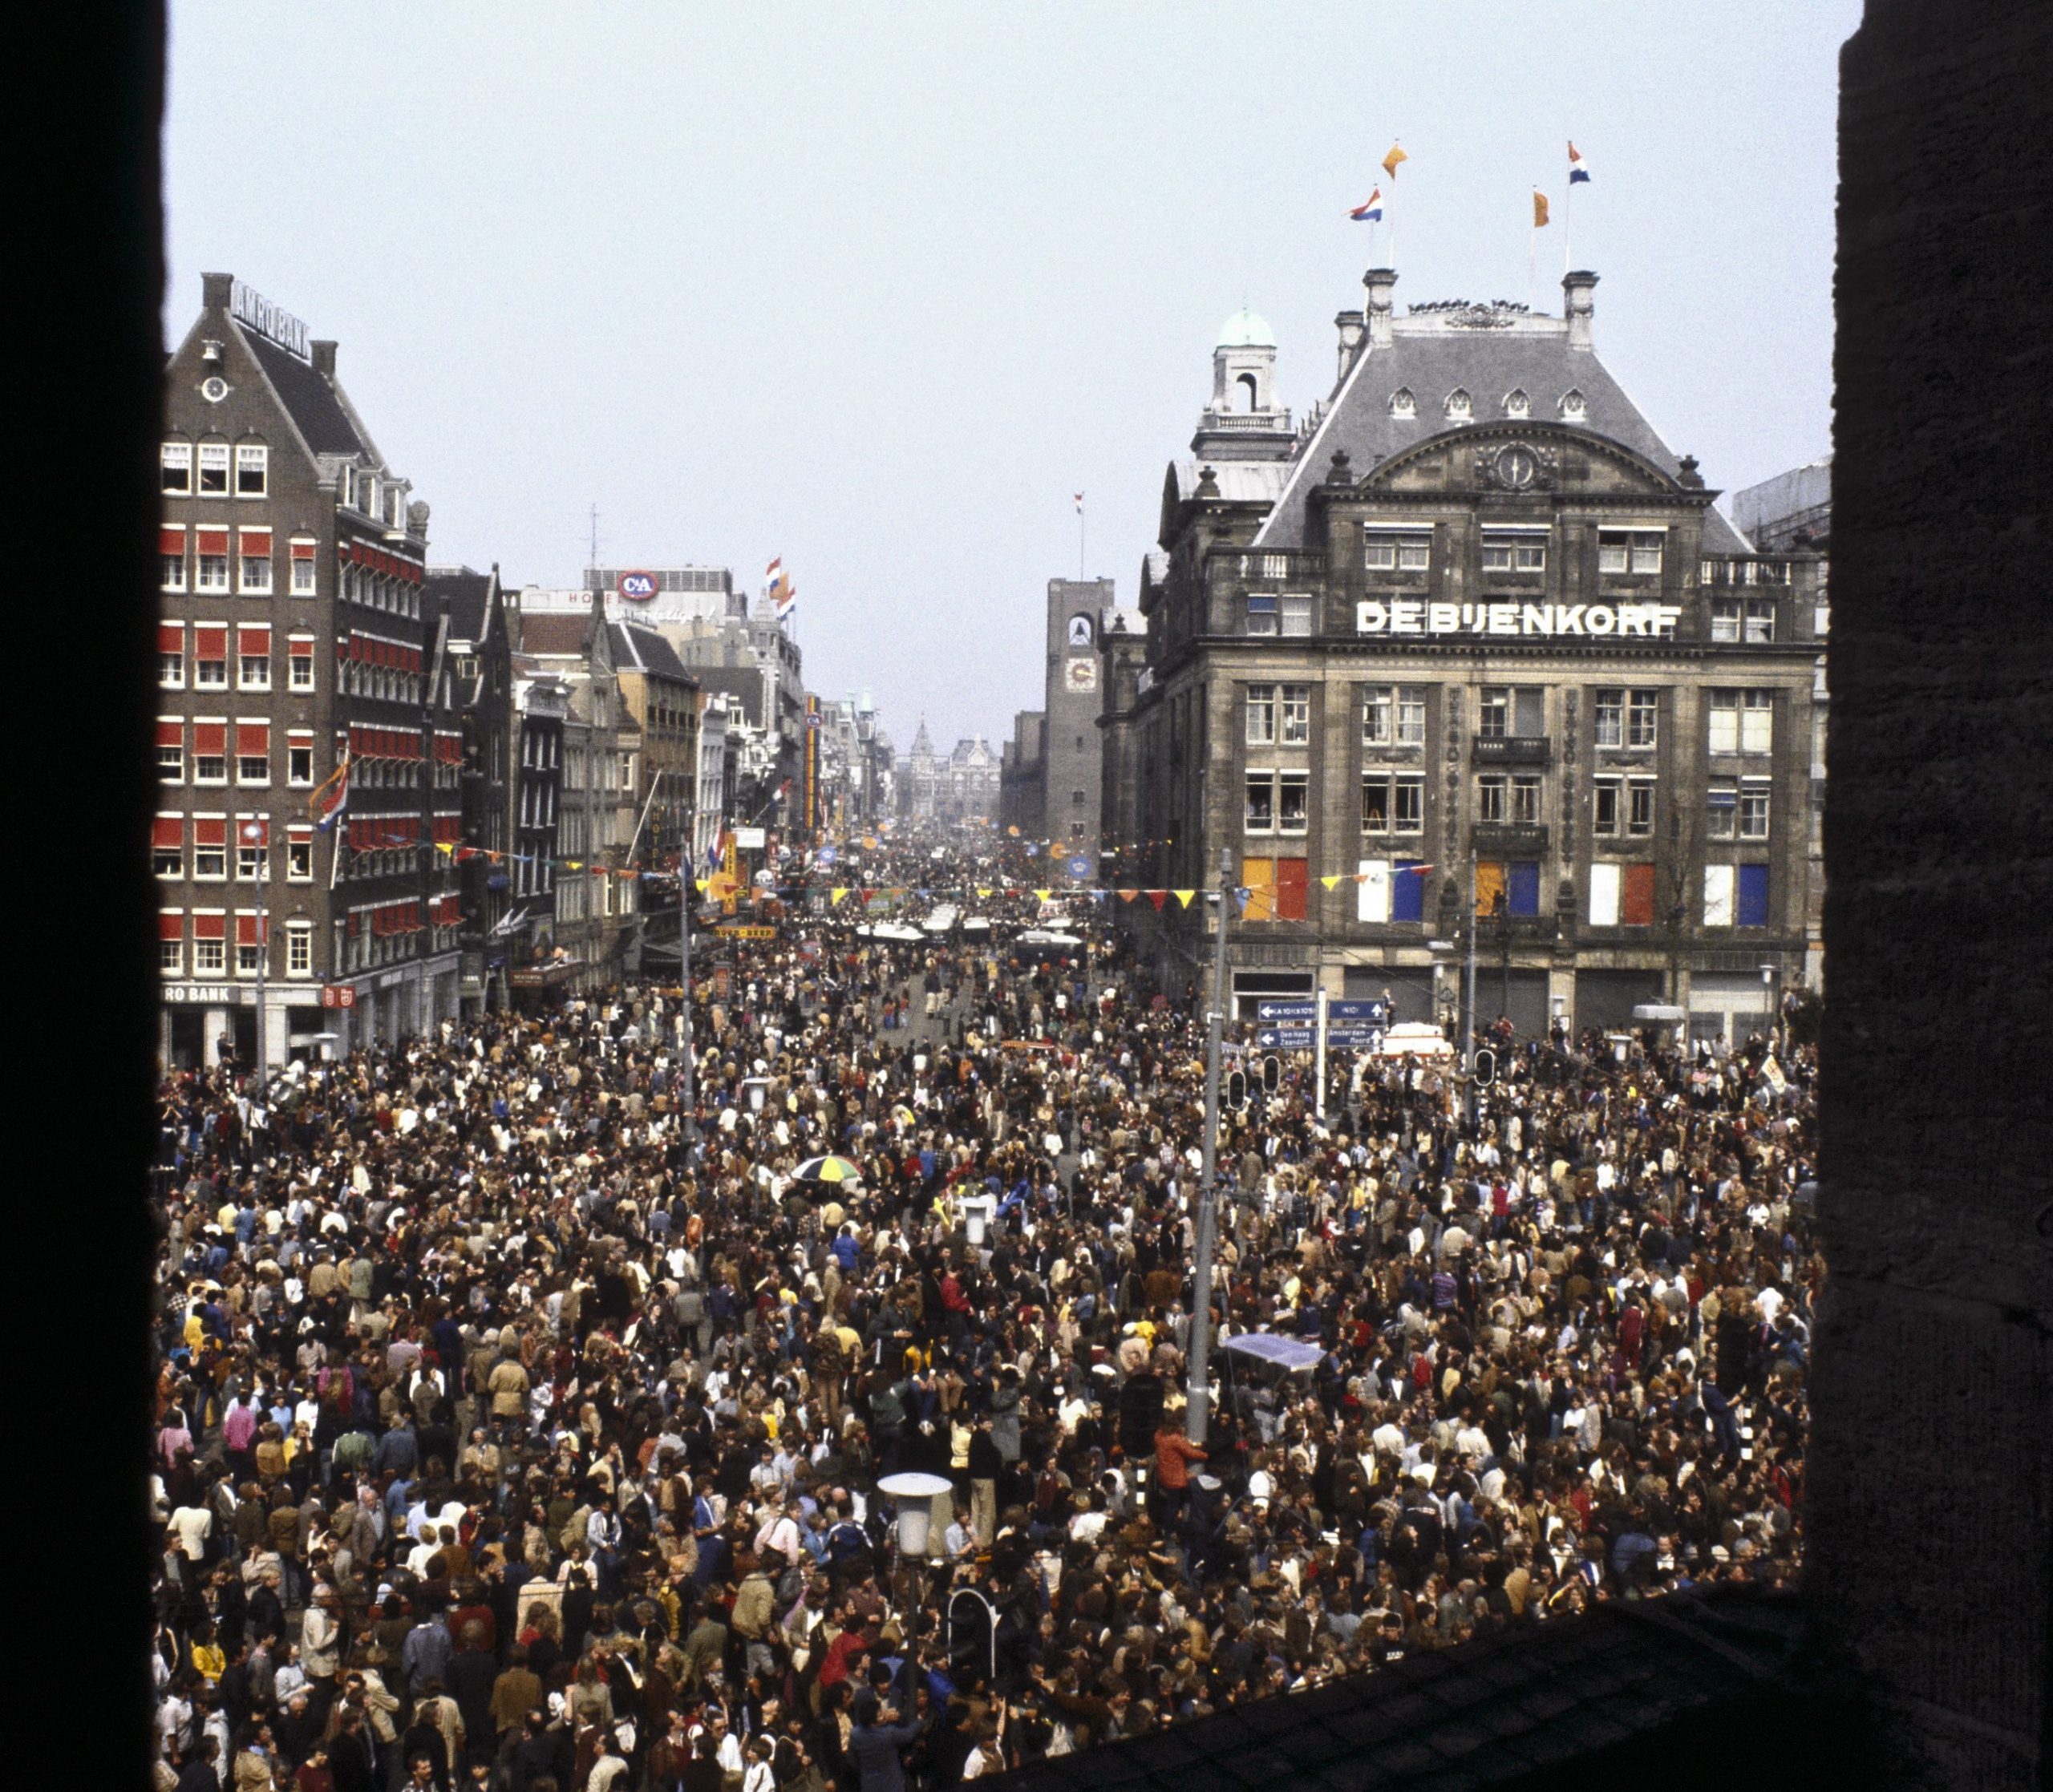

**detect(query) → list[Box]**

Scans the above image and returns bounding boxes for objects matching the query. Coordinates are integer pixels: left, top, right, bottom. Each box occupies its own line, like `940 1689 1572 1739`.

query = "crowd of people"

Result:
150 837 1819 1792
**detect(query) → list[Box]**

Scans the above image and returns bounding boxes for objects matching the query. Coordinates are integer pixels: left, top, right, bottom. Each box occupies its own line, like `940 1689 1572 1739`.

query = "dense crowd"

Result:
150 840 1819 1792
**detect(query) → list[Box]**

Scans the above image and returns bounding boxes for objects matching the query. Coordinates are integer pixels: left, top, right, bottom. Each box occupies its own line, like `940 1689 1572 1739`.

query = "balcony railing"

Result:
1472 734 1552 766
1701 556 1795 585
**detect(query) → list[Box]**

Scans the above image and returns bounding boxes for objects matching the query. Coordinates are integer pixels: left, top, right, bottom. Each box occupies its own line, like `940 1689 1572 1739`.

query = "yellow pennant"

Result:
831 887 849 905
695 878 708 894
1035 889 1052 902
1321 875 1341 891
566 860 582 871
436 841 456 856
976 887 991 898
1173 889 1197 908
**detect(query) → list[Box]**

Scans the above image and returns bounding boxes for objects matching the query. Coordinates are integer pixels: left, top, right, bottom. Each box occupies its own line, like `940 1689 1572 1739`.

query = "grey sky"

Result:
167 2 1856 757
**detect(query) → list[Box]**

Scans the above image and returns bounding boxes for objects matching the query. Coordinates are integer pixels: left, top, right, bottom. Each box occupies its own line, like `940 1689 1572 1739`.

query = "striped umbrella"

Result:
793 1154 864 1186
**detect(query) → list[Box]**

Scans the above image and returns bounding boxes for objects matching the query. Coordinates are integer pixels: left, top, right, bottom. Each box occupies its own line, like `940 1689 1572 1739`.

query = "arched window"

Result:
1504 388 1530 419
1446 388 1473 422
1237 372 1259 412
1390 387 1416 419
1560 388 1587 422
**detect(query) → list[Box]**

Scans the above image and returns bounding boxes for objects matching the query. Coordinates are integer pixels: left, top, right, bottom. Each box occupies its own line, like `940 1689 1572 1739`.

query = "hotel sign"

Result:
1357 599 1682 639
230 279 311 361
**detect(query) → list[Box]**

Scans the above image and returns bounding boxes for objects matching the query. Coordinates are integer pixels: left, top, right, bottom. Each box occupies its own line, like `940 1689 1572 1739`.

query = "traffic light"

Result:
1225 1069 1249 1110
1472 1046 1496 1087
1262 1054 1282 1094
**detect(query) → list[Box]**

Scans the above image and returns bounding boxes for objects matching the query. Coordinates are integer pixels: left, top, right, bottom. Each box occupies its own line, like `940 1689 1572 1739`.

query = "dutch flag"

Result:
1349 186 1383 222
1568 141 1592 184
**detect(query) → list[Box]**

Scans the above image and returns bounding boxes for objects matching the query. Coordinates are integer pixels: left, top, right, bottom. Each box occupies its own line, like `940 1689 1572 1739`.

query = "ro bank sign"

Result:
1357 599 1682 639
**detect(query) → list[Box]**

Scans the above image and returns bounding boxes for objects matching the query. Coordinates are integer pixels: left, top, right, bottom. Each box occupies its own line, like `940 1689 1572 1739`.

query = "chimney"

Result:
201 271 233 312
1363 268 1396 348
1334 309 1365 382
1562 269 1598 350
310 339 338 378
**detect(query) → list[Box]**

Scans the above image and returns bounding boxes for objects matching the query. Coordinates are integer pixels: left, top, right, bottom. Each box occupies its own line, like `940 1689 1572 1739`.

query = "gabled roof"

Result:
1253 314 1750 554
607 621 696 686
427 568 496 645
242 331 370 459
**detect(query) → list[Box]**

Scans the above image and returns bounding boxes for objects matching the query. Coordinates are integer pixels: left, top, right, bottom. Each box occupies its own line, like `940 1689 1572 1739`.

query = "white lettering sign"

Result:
229 280 311 362
1358 600 1682 638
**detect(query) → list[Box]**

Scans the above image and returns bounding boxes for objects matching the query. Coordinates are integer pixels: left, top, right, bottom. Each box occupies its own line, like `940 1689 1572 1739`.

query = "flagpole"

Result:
1078 497 1086 582
1528 198 1537 313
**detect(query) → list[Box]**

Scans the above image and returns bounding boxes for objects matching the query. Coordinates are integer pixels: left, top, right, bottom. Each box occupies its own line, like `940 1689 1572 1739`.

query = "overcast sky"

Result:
167 2 1857 756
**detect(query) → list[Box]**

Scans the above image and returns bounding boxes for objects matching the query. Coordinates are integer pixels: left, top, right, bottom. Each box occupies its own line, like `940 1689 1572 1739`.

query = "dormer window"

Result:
1389 388 1416 420
1561 389 1587 422
1445 389 1472 423
1504 389 1530 419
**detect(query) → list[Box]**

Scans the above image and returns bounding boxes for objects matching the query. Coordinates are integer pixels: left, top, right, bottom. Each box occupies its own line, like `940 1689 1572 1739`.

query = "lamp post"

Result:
1184 846 1233 1447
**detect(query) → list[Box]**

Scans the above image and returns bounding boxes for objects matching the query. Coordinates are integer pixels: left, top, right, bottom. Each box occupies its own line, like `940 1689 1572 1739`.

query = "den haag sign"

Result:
1357 599 1684 639
229 279 310 362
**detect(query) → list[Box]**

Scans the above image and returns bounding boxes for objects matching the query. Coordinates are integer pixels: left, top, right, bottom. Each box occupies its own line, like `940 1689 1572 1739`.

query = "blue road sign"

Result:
1256 1001 1318 1022
1255 1026 1383 1050
1327 999 1387 1022
1255 1028 1316 1049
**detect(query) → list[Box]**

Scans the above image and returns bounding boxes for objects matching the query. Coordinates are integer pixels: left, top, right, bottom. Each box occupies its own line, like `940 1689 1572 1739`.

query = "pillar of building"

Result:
1804 4 2050 1786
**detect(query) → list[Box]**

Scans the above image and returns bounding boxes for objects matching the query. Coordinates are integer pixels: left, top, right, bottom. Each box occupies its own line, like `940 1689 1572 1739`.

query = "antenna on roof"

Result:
589 504 599 591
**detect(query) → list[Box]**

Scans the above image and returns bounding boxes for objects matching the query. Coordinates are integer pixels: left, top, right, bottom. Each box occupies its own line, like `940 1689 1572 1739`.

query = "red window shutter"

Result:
192 912 225 941
160 912 184 942
238 624 271 656
156 720 183 749
287 824 311 843
196 528 229 556
158 621 183 654
193 817 227 847
237 912 266 946
290 539 316 561
1622 863 1657 927
192 722 227 755
153 815 183 848
236 722 269 756
287 728 314 746
238 528 273 557
195 626 229 658
160 526 185 556
346 912 358 937
1276 858 1310 921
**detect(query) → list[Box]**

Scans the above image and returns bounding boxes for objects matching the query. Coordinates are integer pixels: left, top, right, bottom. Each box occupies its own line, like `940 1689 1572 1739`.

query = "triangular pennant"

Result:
1173 889 1197 908
1035 889 1052 903
1117 888 1139 902
696 879 710 894
830 888 848 904
1321 874 1341 891
1148 891 1168 911
976 887 991 898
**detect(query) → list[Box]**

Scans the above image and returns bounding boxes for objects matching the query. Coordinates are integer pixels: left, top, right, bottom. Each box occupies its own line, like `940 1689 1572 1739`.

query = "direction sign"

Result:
1255 1025 1382 1050
1257 1001 1318 1022
1327 999 1387 1022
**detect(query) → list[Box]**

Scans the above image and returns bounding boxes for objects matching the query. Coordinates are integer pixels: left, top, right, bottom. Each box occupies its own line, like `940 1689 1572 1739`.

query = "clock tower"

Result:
1043 577 1116 860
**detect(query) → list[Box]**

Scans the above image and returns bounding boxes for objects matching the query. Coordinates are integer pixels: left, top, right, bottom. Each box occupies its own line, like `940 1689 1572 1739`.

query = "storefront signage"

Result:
164 984 253 1007
618 571 658 601
229 280 310 361
1356 600 1682 638
318 985 357 1009
717 924 778 940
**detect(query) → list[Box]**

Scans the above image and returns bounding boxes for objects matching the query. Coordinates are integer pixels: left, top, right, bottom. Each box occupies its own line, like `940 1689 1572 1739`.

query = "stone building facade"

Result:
1107 275 1823 1038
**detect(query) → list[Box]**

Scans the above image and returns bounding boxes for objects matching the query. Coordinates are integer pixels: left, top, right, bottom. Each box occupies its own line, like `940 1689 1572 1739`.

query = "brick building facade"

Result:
156 273 459 1069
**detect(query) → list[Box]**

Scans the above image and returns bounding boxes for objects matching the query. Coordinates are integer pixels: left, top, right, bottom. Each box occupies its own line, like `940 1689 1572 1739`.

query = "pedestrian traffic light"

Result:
1472 1046 1496 1086
1225 1069 1249 1110
1262 1054 1282 1094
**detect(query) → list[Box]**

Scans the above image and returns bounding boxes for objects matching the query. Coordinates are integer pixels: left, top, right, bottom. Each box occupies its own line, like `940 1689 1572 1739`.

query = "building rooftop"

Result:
982 1591 1809 1792
517 613 597 658
607 621 695 684
1253 276 1750 554
244 330 369 459
1219 306 1278 349
426 567 495 644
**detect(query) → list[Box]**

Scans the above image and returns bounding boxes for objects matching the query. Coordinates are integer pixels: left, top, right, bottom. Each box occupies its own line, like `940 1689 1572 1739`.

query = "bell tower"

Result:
1193 307 1297 461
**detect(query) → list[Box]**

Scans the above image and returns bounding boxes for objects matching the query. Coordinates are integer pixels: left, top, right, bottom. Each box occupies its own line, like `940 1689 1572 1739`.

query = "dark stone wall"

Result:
1807 2 2052 1786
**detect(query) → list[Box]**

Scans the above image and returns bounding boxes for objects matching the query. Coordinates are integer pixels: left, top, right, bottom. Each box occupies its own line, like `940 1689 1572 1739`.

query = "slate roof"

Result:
980 1591 1805 1792
1252 316 1750 556
243 330 369 459
608 621 696 685
427 568 494 644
